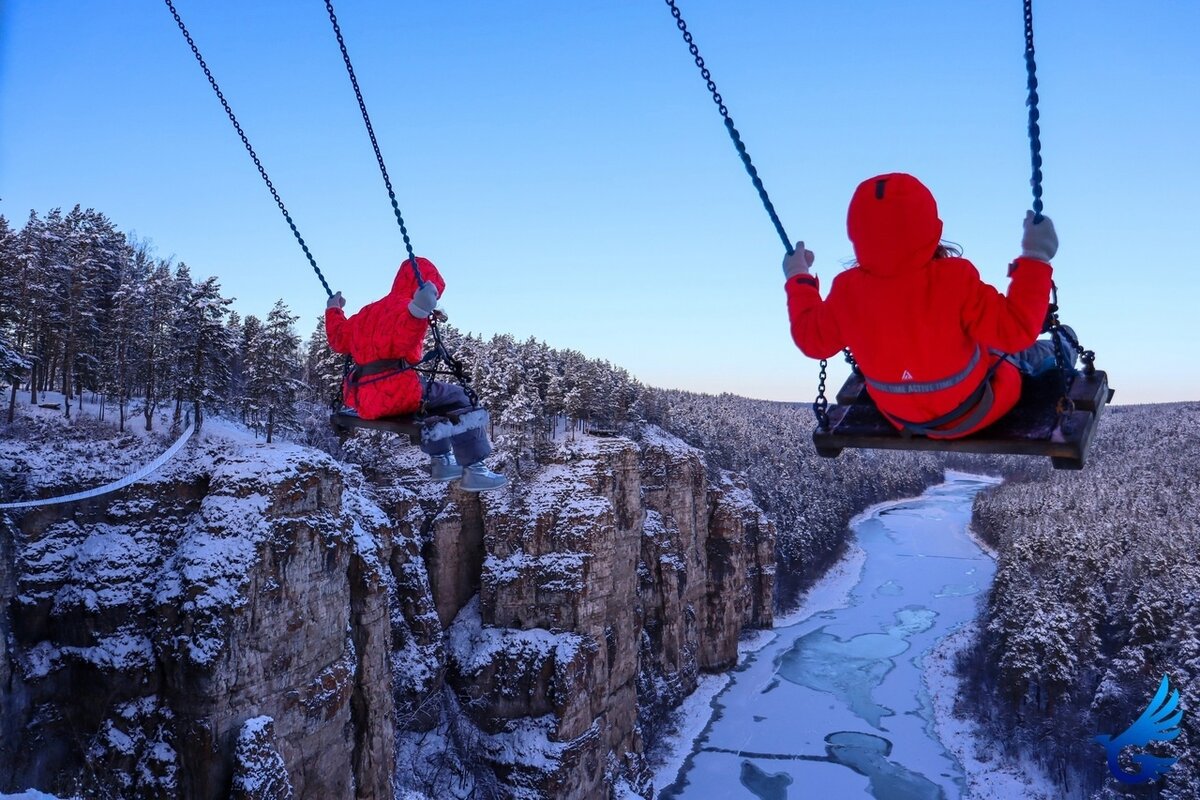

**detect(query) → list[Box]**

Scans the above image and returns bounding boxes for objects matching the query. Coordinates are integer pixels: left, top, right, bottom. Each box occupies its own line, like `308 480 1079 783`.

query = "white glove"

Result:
783 241 815 279
407 281 439 318
326 291 345 310
1020 211 1058 262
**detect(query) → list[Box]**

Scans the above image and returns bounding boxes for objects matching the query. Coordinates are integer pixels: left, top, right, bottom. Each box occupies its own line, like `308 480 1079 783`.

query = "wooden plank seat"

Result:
813 369 1113 470
330 406 481 446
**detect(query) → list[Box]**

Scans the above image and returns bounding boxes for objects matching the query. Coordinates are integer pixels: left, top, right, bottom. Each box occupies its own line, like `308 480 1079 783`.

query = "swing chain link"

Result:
1023 0 1044 222
163 0 334 298
813 359 830 430
324 0 424 287
323 0 483 403
665 1 860 431
664 0 793 255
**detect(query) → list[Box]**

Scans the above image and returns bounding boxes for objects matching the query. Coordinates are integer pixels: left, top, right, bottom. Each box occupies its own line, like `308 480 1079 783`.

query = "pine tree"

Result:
65 207 126 417
497 382 542 475
0 216 29 423
176 275 235 432
138 261 177 431
253 300 302 443
20 208 69 406
225 311 244 418
303 317 344 406
238 314 264 429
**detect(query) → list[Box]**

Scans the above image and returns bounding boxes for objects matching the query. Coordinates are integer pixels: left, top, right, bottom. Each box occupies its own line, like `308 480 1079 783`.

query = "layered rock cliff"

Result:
0 423 396 800
1 415 773 799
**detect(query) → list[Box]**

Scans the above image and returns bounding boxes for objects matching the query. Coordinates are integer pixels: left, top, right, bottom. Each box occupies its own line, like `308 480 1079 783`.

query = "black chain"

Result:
1025 1 1100 423
164 0 333 298
1024 0 1045 222
430 320 478 406
664 0 793 255
323 2 481 403
324 0 423 288
813 359 830 430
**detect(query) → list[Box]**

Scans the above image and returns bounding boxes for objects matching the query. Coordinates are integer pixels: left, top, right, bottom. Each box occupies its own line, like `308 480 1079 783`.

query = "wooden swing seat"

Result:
330 406 482 446
811 369 1113 470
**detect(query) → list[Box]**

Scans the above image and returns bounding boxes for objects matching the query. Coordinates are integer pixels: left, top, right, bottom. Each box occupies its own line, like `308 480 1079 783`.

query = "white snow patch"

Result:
772 539 868 631
638 425 700 458
649 673 732 794
448 597 584 675
484 550 587 592
924 623 1059 800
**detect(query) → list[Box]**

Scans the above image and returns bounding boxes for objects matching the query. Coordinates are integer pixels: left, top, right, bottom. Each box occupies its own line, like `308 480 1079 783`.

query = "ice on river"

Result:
660 473 1001 800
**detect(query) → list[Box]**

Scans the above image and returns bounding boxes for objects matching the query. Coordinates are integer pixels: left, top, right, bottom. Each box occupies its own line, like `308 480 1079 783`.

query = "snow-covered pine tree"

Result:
99 237 145 430
0 216 29 423
137 260 178 432
19 208 69 407
167 263 196 427
225 311 244 416
544 371 567 435
303 316 344 406
254 300 302 443
238 314 264 430
67 207 126 418
472 333 520 425
176 275 235 433
497 381 542 475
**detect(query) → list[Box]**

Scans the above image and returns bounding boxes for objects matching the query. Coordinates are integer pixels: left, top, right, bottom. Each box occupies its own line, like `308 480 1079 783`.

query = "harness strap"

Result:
346 359 410 394
865 346 981 395
885 353 1013 438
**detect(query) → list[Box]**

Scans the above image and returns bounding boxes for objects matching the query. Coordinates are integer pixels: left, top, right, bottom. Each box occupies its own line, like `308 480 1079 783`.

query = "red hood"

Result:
389 256 446 299
846 173 943 278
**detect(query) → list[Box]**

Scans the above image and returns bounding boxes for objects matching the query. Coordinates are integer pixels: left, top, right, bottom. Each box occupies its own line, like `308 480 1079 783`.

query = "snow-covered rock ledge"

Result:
1 412 399 799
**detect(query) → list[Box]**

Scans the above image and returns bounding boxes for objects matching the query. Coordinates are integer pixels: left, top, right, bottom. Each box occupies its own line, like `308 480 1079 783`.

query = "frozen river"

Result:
661 472 1000 800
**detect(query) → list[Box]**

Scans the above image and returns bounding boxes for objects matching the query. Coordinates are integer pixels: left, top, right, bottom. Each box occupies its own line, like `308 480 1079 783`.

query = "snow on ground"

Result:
924 623 1058 800
0 391 293 508
649 673 733 795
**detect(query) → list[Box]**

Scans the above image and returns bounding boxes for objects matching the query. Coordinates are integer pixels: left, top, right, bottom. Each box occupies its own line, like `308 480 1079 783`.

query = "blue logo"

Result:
1094 674 1183 784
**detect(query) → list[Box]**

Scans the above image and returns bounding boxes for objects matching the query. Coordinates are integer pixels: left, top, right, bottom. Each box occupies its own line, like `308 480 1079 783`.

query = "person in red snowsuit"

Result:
325 257 506 491
784 173 1068 438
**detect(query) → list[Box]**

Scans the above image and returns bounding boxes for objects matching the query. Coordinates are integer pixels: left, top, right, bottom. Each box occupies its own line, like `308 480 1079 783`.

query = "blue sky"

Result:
3 1 1197 404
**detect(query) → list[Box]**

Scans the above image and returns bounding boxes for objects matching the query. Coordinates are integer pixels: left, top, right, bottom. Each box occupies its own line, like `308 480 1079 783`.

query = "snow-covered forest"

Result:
0 208 649 452
960 403 1200 799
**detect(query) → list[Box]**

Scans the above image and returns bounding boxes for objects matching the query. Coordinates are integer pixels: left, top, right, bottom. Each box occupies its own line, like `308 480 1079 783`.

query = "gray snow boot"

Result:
460 462 508 492
429 453 463 482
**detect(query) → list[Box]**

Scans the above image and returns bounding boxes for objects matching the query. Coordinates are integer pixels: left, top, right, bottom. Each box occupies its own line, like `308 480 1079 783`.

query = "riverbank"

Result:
923 623 1058 800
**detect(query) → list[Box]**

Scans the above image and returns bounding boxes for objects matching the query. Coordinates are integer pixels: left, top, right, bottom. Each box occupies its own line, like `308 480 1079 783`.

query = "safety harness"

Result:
869 348 1013 439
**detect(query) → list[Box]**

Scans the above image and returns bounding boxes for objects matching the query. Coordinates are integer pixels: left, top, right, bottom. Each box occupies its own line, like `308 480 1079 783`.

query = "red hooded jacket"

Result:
325 257 446 420
786 174 1053 438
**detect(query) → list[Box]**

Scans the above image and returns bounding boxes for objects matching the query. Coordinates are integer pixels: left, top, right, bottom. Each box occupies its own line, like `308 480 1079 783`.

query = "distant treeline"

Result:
0 208 651 448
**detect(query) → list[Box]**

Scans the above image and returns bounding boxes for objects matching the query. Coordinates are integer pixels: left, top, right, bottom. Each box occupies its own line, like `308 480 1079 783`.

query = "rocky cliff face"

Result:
1 419 773 799
384 427 775 799
0 431 397 800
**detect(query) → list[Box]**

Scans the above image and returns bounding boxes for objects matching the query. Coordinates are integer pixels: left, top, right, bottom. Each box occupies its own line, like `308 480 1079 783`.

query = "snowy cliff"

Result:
1 413 395 799
1 410 773 800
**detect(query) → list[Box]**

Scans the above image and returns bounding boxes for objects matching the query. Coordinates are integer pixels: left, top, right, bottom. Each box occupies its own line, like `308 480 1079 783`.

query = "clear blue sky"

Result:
3 1 1197 404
